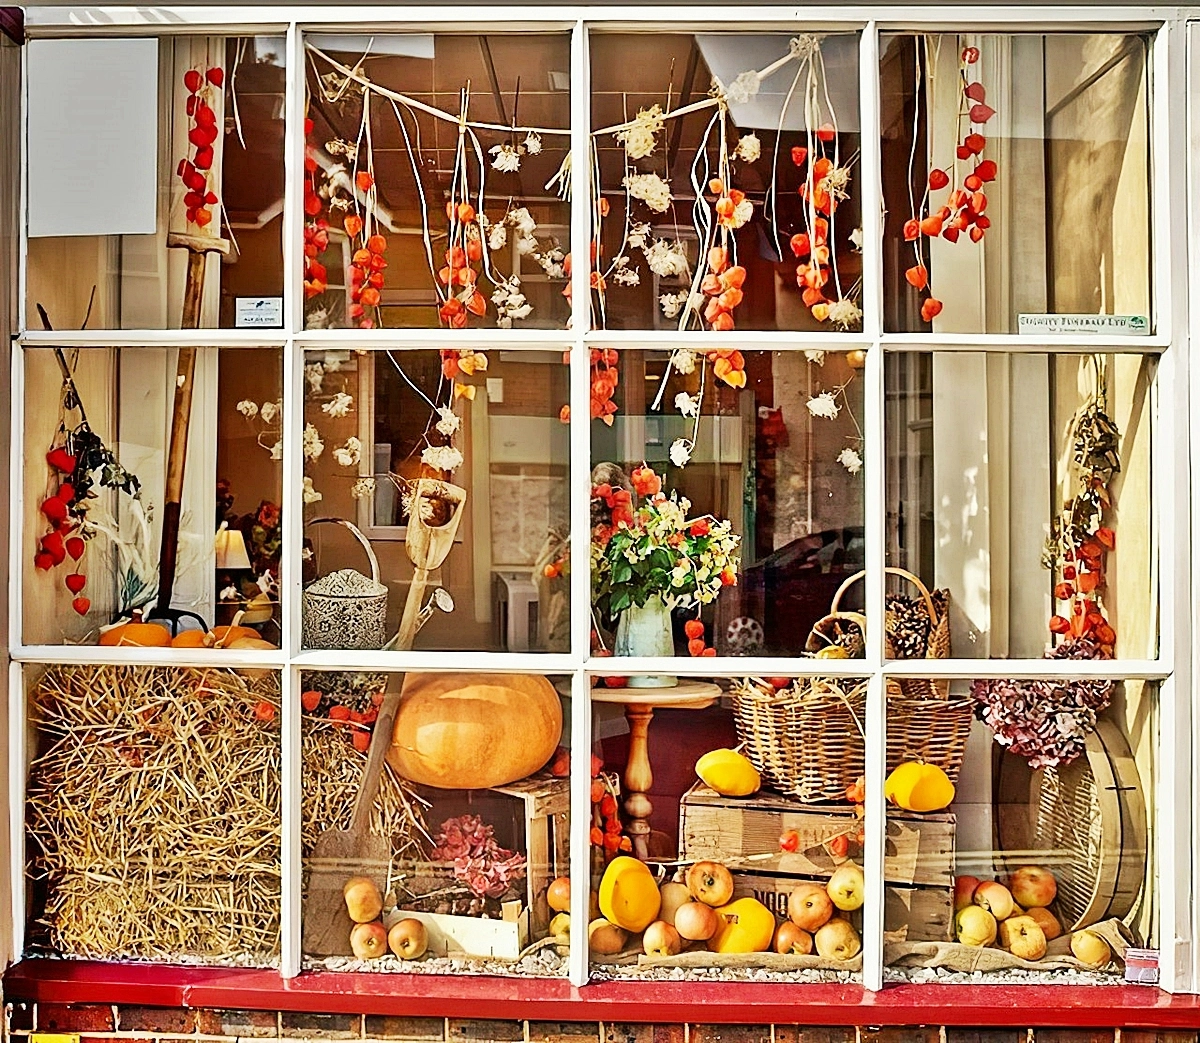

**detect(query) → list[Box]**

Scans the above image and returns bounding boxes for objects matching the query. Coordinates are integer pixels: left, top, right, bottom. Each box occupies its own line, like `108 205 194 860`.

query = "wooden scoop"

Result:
302 480 467 957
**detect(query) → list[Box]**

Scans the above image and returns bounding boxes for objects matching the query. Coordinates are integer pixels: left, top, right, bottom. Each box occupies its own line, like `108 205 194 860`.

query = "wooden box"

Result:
679 782 954 887
492 774 570 935
679 783 955 942
728 868 953 942
384 902 530 960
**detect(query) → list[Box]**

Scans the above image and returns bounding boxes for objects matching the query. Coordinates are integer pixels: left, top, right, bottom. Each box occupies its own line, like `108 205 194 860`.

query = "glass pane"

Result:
883 678 1154 983
880 33 1150 334
588 674 864 982
303 32 571 331
25 36 285 331
22 346 283 645
885 351 1155 660
301 669 570 976
24 664 281 964
589 347 864 659
590 31 862 332
301 348 570 652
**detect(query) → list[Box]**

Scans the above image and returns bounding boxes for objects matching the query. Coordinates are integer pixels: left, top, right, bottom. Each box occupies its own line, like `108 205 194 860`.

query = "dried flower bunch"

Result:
176 66 224 230
903 41 999 323
430 814 528 901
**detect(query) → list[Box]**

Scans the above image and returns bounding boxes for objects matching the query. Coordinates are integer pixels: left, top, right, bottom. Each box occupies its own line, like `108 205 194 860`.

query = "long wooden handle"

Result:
154 345 198 614
394 567 430 653
349 680 405 835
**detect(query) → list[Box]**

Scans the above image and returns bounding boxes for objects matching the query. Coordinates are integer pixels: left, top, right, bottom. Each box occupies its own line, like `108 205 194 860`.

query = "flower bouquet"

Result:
590 465 740 677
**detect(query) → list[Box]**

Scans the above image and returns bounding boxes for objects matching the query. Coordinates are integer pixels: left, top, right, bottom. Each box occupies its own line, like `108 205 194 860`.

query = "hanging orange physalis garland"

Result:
437 201 488 329
699 243 746 334
346 171 388 329
302 119 330 299
904 43 998 323
176 66 223 229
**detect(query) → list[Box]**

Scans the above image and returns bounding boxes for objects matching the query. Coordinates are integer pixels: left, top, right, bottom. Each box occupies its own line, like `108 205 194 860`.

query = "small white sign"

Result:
1018 313 1150 336
235 297 284 328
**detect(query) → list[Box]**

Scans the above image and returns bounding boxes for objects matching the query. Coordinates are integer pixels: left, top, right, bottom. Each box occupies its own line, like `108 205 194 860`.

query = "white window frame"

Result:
6 4 1196 998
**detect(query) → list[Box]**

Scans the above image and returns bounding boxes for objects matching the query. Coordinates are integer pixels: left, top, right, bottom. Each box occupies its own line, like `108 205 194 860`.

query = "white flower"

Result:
304 362 325 393
733 133 761 163
827 298 863 331
725 70 761 104
332 436 362 467
670 349 697 375
623 172 672 213
269 440 283 460
849 227 864 252
675 392 700 418
628 221 652 250
435 407 460 437
516 234 538 255
237 399 259 418
322 391 354 418
219 583 240 601
508 207 537 238
659 291 688 319
490 143 522 172
488 223 508 251
669 438 693 467
806 392 840 420
729 198 754 229
644 239 690 278
302 476 323 504
614 104 664 160
523 131 542 155
819 165 852 204
838 447 863 475
302 423 325 460
350 476 377 500
804 349 827 366
260 401 280 424
611 256 640 286
257 571 278 594
421 445 464 472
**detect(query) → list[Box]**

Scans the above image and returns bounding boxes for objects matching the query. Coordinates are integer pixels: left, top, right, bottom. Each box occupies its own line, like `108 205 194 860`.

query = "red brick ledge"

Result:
6 960 1200 1028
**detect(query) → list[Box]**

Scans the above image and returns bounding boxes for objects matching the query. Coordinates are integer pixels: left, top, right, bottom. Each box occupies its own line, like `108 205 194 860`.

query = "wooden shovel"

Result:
302 479 467 956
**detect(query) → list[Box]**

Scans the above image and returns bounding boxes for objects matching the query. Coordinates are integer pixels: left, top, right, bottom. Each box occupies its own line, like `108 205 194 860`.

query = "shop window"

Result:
25 36 286 331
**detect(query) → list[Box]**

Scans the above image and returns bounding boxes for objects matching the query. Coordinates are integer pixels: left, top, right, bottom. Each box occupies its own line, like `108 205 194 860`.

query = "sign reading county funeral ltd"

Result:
1018 314 1150 336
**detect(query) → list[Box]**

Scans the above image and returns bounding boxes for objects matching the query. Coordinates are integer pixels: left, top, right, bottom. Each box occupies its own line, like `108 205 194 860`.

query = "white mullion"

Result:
16 330 288 349
7 660 24 963
1159 15 1195 994
859 23 884 343
16 39 27 336
9 644 287 668
880 333 1169 353
859 25 886 992
881 658 1168 681
8 343 24 655
567 15 592 990
295 329 575 350
279 18 306 980
294 650 579 673
585 329 873 350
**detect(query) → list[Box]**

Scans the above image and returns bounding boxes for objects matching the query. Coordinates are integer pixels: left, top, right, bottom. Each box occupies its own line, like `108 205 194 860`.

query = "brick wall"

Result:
5 1004 1198 1043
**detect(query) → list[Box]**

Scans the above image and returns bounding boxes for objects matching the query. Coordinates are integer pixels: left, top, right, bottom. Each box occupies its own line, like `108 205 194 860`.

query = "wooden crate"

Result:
492 774 570 936
385 901 530 960
679 782 955 887
729 868 953 943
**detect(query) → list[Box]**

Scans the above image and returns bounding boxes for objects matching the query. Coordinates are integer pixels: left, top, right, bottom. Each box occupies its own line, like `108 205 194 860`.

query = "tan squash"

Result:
98 610 171 647
388 672 562 789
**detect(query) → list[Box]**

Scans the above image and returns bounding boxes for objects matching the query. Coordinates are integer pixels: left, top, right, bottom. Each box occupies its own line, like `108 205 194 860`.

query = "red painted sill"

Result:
6 959 1200 1027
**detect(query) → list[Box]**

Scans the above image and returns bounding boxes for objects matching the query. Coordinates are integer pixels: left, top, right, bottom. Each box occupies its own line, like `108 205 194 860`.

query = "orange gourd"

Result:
99 610 171 647
211 624 259 646
171 629 214 648
388 673 562 789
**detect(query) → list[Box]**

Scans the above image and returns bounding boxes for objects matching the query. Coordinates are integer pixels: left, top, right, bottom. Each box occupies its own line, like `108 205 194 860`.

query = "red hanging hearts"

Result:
46 447 76 474
904 264 929 290
920 297 944 323
902 219 920 242
974 159 998 182
815 123 836 143
969 103 996 125
41 530 66 565
41 497 68 525
928 169 950 191
964 132 987 154
942 227 960 243
183 69 203 94
34 550 54 571
969 226 985 243
790 145 808 167
206 67 224 87
65 573 86 594
964 82 987 103
66 536 85 561
962 46 980 64
72 597 91 616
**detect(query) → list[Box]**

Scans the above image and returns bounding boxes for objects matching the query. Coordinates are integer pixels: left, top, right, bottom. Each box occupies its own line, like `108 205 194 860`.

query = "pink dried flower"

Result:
431 814 527 900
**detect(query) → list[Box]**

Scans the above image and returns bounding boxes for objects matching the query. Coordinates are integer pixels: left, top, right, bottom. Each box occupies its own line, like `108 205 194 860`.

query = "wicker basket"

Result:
302 517 388 650
731 678 974 802
806 567 951 700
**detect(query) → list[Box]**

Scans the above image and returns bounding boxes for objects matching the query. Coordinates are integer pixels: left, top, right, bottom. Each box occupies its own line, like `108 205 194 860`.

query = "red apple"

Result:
349 920 388 960
774 921 813 955
674 900 719 941
387 917 429 960
686 861 734 907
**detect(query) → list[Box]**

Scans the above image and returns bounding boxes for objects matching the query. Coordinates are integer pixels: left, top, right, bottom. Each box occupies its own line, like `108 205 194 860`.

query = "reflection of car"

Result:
738 527 865 655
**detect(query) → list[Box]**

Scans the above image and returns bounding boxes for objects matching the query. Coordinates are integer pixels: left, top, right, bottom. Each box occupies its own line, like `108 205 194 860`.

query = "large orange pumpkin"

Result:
98 610 171 647
388 673 562 789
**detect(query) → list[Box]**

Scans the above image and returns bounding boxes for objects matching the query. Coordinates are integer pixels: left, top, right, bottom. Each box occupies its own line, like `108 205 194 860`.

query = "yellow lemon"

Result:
884 761 956 812
695 748 761 796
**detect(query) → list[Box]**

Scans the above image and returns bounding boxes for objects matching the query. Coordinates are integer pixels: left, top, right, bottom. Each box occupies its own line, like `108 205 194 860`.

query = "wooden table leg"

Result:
622 704 655 861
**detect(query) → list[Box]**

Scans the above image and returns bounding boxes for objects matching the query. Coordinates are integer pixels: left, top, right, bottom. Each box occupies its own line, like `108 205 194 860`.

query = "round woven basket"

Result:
731 678 974 802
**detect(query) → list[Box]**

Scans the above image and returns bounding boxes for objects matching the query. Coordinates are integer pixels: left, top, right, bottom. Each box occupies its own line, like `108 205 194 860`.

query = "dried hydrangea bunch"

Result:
970 640 1114 769
430 814 527 901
